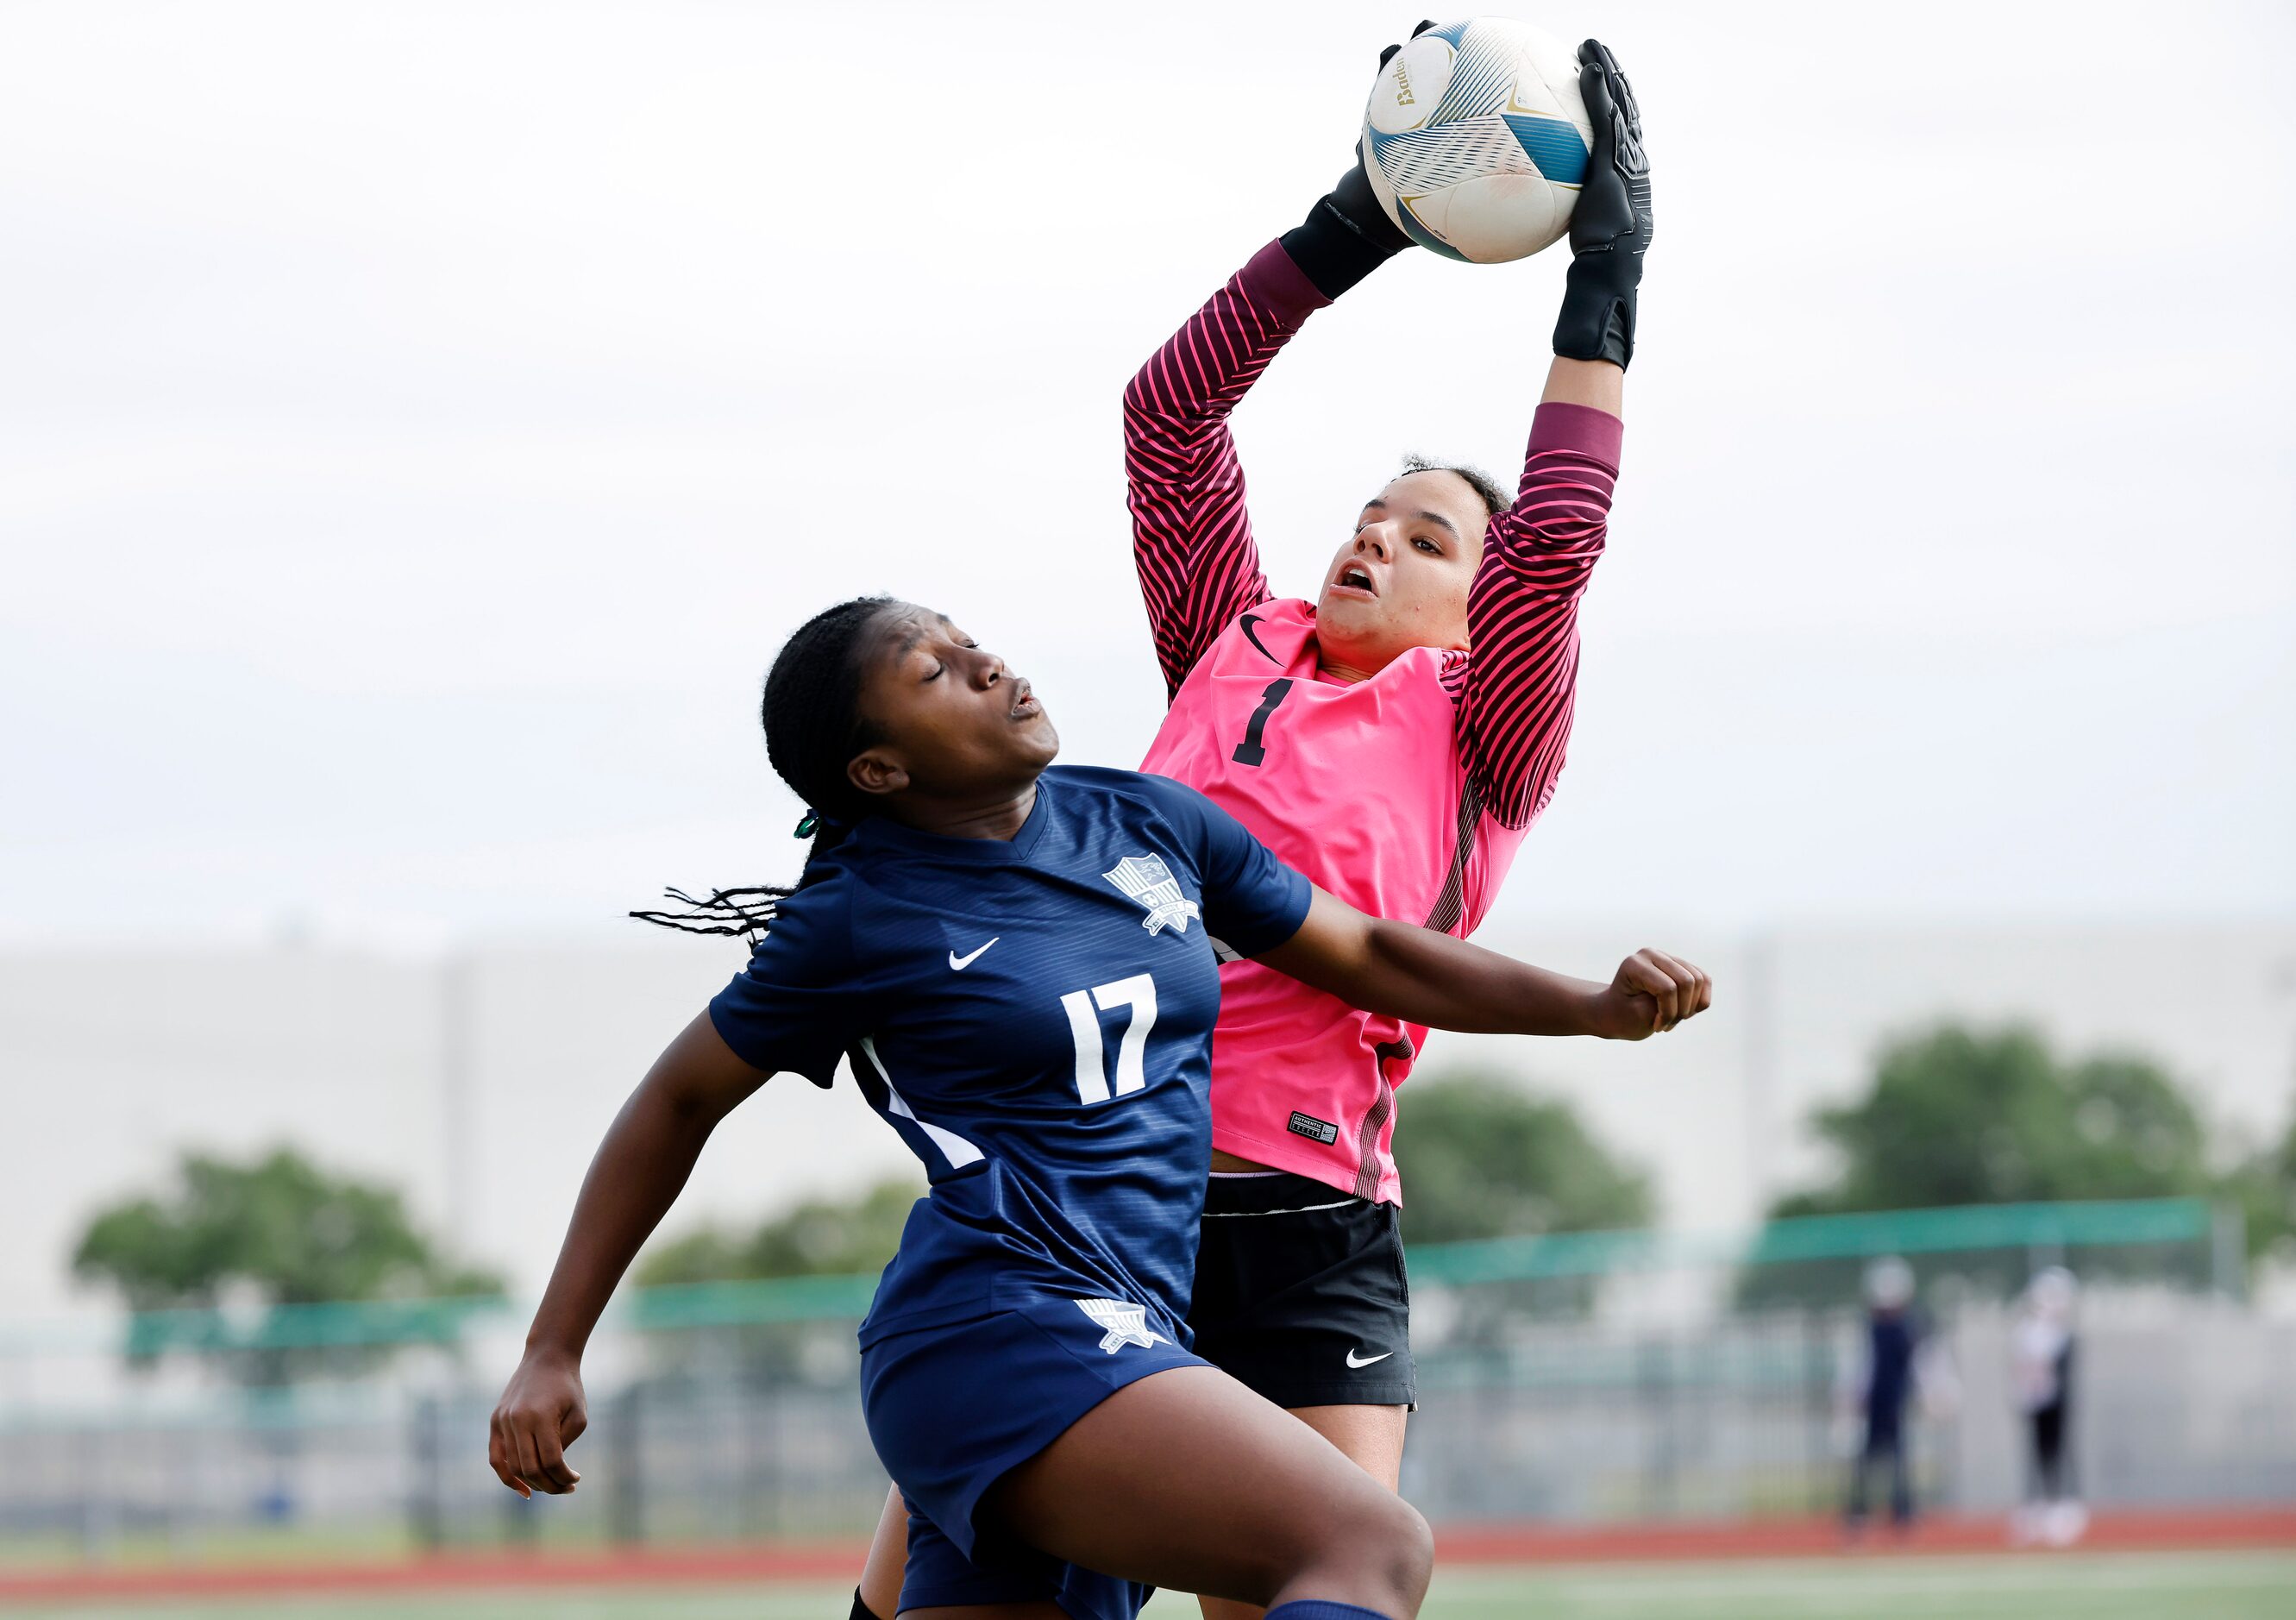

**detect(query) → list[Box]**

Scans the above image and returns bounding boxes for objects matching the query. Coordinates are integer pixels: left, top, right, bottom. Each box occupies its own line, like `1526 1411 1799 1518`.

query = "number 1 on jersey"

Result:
1231 677 1294 767
1060 972 1158 1104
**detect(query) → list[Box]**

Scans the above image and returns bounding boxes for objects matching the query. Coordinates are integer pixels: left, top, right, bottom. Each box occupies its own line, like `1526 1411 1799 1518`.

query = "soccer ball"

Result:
1359 16 1592 264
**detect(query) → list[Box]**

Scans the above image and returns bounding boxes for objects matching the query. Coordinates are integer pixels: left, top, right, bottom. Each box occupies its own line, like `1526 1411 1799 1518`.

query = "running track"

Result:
3 1509 2292 1603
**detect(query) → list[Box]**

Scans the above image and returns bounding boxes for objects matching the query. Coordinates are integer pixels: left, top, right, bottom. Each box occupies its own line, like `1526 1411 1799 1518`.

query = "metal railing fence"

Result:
0 1197 2264 1568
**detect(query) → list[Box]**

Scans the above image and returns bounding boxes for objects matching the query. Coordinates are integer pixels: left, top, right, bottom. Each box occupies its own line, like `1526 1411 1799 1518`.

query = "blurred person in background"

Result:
2011 1265 2084 1548
1842 1255 1921 1535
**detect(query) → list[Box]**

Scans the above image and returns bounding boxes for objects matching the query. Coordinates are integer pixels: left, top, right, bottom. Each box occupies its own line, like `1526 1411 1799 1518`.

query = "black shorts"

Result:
1189 1170 1415 1410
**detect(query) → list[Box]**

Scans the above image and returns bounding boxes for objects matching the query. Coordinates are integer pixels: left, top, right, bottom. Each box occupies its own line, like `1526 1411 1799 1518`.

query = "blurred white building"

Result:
3 919 2293 1319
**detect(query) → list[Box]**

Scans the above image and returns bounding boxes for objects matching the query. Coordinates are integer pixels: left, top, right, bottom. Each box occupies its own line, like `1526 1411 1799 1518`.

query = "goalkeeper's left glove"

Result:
1553 39 1653 370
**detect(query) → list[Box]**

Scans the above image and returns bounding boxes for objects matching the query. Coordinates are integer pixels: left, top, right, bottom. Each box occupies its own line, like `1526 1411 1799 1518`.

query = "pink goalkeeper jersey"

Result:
1129 240 1622 1204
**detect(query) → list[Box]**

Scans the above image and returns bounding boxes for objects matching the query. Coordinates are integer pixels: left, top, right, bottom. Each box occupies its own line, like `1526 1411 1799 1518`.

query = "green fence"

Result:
1 1196 2232 1361
1408 1196 2225 1285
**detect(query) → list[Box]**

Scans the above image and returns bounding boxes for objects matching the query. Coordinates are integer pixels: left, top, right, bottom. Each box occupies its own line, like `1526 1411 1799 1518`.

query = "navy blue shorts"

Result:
860 1294 1205 1620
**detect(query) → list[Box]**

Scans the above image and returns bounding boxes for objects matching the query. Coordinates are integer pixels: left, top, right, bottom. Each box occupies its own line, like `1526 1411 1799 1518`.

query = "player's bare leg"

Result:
866 1403 1408 1620
859 1482 909 1619
1196 1402 1407 1620
861 1393 1415 1620
904 1363 1430 1619
1289 1403 1407 1490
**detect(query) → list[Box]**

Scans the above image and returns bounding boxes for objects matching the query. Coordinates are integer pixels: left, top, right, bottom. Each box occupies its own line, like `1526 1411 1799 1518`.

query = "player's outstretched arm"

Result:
487 1013 770 1498
1125 28 1424 698
1455 40 1652 831
1540 355 1625 415
1256 885 1709 1041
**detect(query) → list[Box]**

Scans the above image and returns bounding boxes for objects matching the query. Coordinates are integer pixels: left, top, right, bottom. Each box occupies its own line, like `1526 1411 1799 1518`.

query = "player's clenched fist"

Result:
488 1347 587 1498
1598 948 1711 1039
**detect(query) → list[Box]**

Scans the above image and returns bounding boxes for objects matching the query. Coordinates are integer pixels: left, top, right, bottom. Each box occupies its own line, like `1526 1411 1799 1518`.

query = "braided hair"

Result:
631 594 899 942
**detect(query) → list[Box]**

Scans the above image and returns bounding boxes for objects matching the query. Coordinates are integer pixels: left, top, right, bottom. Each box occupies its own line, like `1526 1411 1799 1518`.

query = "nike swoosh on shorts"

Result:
1346 1348 1393 1368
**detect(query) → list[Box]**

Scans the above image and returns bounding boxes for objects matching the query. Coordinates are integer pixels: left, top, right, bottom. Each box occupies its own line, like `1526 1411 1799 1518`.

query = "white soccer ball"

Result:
1359 16 1592 264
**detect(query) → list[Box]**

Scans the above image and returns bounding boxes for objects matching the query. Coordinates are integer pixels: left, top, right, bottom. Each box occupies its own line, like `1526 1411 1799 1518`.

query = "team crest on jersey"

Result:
1076 1297 1168 1354
1102 854 1201 936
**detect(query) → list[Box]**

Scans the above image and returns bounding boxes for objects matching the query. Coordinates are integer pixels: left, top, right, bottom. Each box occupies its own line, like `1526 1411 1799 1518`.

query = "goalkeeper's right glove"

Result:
1280 22 1434 300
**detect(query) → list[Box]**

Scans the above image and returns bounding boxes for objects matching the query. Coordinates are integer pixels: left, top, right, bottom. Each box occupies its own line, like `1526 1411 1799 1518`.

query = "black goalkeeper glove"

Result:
1280 20 1436 300
1553 39 1653 370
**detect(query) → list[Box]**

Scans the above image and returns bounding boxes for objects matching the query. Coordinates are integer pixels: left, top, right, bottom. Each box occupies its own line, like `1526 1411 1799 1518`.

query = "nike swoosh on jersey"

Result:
1345 1347 1394 1368
948 938 1000 970
1238 613 1279 664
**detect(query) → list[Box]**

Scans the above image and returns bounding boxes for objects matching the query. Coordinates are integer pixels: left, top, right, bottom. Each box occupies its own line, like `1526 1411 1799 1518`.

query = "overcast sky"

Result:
3 0 2291 951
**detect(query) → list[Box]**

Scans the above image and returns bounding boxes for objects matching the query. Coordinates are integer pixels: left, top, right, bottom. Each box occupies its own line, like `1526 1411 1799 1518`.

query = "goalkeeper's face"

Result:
1314 469 1487 679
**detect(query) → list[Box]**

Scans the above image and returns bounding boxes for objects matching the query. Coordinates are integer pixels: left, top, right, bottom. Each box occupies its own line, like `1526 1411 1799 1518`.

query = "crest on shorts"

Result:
1102 853 1201 937
1076 1297 1169 1355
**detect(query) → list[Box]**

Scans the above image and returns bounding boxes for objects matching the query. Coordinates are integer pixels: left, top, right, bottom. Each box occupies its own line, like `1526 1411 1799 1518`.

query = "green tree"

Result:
2223 1105 2296 1265
1748 1025 2231 1305
1772 1026 2211 1219
72 1146 502 1380
73 1146 499 1309
631 1176 926 1381
1394 1071 1653 1243
636 1175 925 1286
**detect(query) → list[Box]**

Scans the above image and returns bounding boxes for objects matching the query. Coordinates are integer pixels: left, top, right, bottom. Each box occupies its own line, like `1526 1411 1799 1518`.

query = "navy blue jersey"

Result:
1864 1311 1921 1434
709 765 1312 1346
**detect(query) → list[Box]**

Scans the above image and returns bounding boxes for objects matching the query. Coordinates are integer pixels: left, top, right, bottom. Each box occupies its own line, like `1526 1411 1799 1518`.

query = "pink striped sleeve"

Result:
1452 402 1622 830
1123 241 1325 697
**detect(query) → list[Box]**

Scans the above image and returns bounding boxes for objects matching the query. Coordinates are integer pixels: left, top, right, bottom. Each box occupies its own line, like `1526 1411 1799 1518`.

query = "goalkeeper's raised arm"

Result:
1122 30 1429 697
1454 37 1653 830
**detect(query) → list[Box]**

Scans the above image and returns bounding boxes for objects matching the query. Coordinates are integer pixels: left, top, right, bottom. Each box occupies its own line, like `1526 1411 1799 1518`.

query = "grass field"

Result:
5 1553 2293 1620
